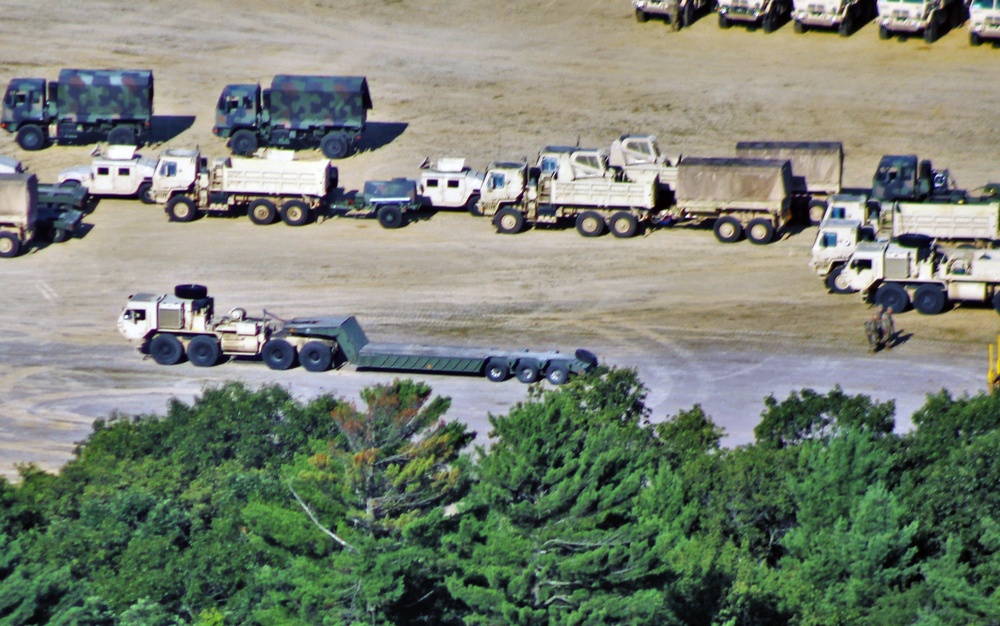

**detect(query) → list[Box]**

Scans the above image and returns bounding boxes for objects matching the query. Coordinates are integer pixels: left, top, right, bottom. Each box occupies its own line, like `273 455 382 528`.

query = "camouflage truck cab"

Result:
213 75 372 160
1 69 153 151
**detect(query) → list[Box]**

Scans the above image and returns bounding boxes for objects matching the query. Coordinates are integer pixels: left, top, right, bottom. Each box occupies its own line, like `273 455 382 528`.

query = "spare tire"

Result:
575 349 599 367
175 284 208 300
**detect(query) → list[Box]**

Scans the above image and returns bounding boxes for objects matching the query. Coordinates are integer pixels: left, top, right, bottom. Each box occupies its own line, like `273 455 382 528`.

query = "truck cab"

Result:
117 291 216 341
871 155 959 203
213 84 262 140
479 162 529 207
150 148 203 203
417 158 484 209
839 240 929 295
58 145 157 202
969 0 1000 44
876 0 961 41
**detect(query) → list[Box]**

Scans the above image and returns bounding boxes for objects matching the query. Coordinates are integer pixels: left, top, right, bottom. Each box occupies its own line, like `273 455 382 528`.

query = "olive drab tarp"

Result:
675 157 792 203
735 141 843 194
268 75 372 130
54 69 154 123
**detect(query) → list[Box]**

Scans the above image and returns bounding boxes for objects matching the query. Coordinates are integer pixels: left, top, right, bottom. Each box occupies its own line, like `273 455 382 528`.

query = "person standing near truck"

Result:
865 312 884 352
881 307 896 350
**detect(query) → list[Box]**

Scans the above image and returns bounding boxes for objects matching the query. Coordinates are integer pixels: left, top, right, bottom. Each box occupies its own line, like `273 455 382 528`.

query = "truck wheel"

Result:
186 335 221 367
484 358 509 382
320 133 349 159
719 13 732 28
762 14 777 32
636 8 649 21
609 212 638 238
923 20 938 43
377 205 405 229
15 125 46 151
913 284 947 315
494 207 525 234
515 360 540 384
878 24 891 39
167 196 198 222
107 126 136 146
262 338 297 370
175 284 208 299
0 232 22 258
992 291 1000 314
794 19 806 33
281 200 311 226
825 265 855 294
683 1 695 26
713 216 743 243
248 199 278 225
150 334 183 366
875 283 910 313
137 182 155 205
971 31 983 45
546 361 571 385
300 341 333 372
746 218 775 245
230 130 258 156
576 211 606 237
807 199 828 225
838 14 853 36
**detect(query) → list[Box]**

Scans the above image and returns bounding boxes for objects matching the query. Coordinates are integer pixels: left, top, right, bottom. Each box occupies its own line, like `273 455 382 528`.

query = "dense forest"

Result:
1 367 999 625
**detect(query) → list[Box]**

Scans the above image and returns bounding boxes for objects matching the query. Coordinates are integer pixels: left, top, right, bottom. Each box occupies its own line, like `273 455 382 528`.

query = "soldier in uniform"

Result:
865 312 884 352
881 307 895 350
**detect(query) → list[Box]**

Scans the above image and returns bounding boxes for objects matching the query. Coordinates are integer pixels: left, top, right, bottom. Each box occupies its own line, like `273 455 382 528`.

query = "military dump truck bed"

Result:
549 177 657 210
218 157 330 197
888 201 1000 243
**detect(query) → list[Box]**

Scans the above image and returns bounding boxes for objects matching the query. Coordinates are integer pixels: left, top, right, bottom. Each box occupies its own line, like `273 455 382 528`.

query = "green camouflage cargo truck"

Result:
1 69 154 151
213 75 372 159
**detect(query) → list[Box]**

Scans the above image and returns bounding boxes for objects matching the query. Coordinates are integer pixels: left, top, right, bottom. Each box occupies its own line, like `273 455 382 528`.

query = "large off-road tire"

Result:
794 19 807 33
970 31 983 46
230 130 258 156
16 125 46 151
878 24 891 39
913 284 947 315
515 360 540 384
320 133 349 159
576 211 606 237
167 196 198 222
484 358 509 382
746 218 775 245
923 19 938 43
281 200 311 226
838 14 853 36
546 361 571 385
59 179 82 188
875 283 910 313
808 199 828 225
299 341 333 372
248 199 277 225
174 284 208 299
683 1 695 26
186 335 221 367
636 8 649 21
719 13 732 28
825 265 855 294
762 13 777 32
991 291 1000 314
137 181 155 204
262 338 297 370
149 334 183 366
0 232 22 258
609 211 638 238
494 207 525 234
713 216 743 243
107 126 136 146
377 204 404 229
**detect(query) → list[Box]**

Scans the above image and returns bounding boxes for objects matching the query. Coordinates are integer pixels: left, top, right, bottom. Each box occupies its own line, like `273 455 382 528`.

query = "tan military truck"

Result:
836 241 1000 315
478 149 658 238
717 0 792 31
968 0 1000 45
150 148 335 226
791 0 874 35
0 173 86 257
876 0 964 41
634 0 714 29
735 141 843 224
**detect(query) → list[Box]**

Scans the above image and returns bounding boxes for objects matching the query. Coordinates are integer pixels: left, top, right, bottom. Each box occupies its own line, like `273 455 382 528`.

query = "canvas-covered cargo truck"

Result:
213 75 372 159
876 0 964 41
1 69 153 151
478 148 659 239
735 141 843 224
0 173 85 258
791 0 874 35
151 148 335 226
117 285 598 384
664 157 793 244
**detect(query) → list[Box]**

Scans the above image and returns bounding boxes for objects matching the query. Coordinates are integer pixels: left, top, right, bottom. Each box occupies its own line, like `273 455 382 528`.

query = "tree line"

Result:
1 367 998 625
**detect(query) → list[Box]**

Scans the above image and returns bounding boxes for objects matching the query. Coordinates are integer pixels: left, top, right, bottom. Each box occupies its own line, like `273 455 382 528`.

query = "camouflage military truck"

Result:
875 0 964 41
871 155 962 204
717 0 792 31
213 75 372 159
634 0 715 29
968 0 1000 44
791 0 874 34
330 178 422 229
1 69 153 151
0 173 86 257
735 141 843 224
118 285 598 384
151 148 335 226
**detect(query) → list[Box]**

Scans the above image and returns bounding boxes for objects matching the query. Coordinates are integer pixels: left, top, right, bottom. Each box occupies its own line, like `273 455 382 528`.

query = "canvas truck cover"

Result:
363 179 417 204
55 69 154 123
0 173 37 228
735 141 843 195
675 157 792 203
269 75 372 130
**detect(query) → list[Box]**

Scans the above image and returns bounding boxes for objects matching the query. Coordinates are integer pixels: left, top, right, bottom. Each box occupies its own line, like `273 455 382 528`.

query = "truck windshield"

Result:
972 0 996 8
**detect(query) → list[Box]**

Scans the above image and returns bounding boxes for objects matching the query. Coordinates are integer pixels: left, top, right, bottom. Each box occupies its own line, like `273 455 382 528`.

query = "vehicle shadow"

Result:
145 115 197 145
356 122 408 153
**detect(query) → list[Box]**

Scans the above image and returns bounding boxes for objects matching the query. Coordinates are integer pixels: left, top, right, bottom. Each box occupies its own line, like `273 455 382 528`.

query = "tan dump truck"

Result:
151 148 335 226
735 141 843 224
837 241 1000 315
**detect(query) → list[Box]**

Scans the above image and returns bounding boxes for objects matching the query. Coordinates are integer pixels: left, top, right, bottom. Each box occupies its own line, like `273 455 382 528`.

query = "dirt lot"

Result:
1 0 997 478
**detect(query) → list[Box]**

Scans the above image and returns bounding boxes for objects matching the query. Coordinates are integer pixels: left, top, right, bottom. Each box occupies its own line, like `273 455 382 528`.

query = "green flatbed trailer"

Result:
283 315 597 384
37 183 87 241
